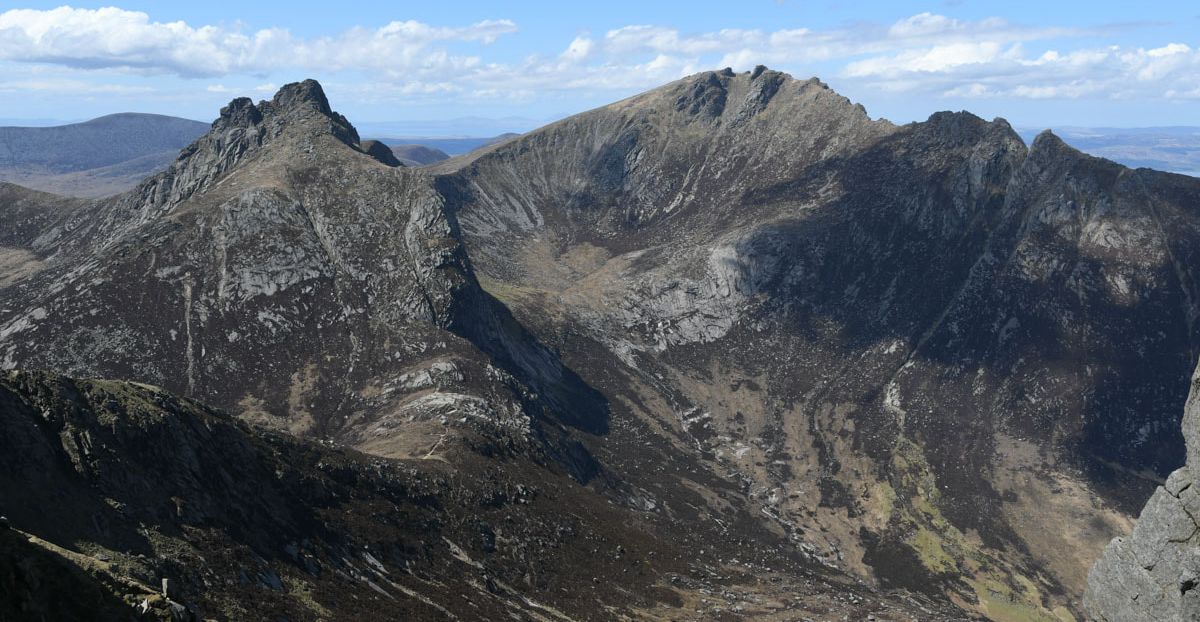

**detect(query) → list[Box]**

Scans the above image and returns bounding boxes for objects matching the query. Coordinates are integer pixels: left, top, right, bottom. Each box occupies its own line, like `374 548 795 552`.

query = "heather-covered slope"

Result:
0 370 968 621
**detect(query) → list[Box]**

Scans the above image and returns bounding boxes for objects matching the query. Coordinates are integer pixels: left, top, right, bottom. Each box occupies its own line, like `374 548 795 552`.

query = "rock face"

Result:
1086 363 1200 620
439 68 1200 617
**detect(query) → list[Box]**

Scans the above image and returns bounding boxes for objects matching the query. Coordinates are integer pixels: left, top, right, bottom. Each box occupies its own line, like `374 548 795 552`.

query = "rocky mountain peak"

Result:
916 110 1024 150
443 67 895 239
1029 128 1071 154
215 96 262 128
1023 129 1093 170
211 78 359 148
270 78 334 116
1016 128 1114 183
665 66 844 125
104 80 370 220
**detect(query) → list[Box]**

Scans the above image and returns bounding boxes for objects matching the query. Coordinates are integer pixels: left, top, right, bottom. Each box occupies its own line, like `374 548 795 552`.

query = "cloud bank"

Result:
0 7 1196 108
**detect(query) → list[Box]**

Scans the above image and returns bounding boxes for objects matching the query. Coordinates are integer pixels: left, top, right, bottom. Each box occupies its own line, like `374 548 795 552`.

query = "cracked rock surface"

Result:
1086 364 1200 621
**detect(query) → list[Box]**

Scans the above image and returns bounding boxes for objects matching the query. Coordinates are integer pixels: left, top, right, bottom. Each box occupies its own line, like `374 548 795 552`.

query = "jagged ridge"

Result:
434 67 1200 618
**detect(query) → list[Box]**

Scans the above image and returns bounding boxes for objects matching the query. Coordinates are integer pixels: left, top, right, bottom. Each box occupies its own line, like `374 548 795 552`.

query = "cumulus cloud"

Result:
0 6 1196 108
0 7 516 78
847 41 1200 101
560 36 594 62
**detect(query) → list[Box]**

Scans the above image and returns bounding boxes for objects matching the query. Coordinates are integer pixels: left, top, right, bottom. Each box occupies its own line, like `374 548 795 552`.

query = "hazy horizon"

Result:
0 2 1196 128
1 108 1198 137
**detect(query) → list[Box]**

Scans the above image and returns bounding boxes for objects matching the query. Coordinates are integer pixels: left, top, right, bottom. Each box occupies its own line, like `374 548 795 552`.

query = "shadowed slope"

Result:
437 66 1200 618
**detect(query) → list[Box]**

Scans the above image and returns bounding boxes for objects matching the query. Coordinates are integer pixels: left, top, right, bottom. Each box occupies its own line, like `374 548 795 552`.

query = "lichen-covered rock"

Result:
1086 364 1200 621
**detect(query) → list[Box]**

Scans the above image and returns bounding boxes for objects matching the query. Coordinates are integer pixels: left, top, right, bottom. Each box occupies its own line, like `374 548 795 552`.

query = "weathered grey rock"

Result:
1086 364 1200 621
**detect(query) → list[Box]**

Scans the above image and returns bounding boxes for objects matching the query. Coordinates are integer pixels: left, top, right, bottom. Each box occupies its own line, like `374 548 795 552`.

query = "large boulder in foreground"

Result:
1086 363 1200 620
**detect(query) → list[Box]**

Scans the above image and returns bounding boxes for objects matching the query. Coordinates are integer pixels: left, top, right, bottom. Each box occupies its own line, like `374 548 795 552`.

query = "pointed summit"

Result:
123 79 373 212
205 79 359 147
1031 128 1068 151
271 78 334 116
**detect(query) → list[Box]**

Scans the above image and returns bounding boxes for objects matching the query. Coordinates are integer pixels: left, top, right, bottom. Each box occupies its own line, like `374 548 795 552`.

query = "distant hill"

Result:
389 143 451 166
356 117 546 138
0 113 208 197
1019 126 1200 177
376 133 519 157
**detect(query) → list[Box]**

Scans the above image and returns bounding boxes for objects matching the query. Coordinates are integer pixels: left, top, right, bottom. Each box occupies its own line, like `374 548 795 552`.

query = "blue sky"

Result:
0 1 1197 131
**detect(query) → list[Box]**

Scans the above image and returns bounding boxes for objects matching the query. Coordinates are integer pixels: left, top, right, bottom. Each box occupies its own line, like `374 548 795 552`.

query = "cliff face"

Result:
1086 362 1200 620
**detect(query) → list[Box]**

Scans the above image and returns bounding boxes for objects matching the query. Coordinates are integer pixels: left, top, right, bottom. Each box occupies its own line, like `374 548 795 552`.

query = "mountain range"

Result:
4 112 1196 202
1 69 1198 621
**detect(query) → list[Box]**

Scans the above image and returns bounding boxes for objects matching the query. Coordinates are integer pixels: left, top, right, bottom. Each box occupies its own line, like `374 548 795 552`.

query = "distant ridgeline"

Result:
1018 126 1200 177
0 113 207 197
375 134 521 159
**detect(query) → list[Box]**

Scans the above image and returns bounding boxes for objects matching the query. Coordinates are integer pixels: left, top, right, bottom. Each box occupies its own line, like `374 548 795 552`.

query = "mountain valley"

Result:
2 69 1199 621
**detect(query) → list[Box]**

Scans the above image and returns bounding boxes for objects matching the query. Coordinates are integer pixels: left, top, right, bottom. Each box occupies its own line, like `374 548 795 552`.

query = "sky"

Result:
0 1 1197 132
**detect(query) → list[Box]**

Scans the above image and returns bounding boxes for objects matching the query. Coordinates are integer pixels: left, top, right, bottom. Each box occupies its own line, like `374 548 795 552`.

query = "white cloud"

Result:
844 42 1017 77
560 36 594 63
0 78 151 94
849 40 1200 101
0 7 515 78
0 7 1195 109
